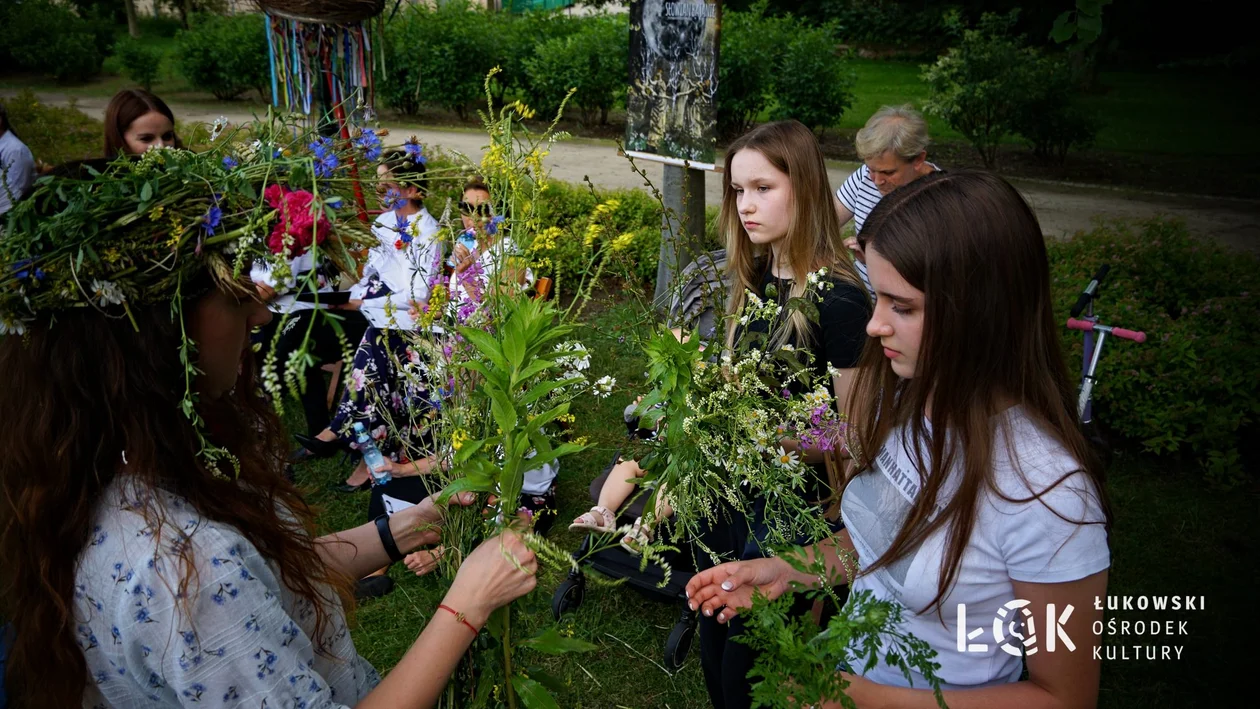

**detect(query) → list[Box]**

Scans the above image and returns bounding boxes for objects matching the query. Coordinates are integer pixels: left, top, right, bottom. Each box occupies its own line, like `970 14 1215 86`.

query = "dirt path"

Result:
23 93 1260 252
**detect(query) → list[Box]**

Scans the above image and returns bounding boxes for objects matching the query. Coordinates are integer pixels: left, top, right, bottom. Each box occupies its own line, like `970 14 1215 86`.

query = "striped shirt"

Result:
836 163 940 298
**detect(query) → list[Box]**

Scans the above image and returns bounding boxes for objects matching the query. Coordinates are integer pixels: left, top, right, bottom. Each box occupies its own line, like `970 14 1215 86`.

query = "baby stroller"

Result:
550 249 728 671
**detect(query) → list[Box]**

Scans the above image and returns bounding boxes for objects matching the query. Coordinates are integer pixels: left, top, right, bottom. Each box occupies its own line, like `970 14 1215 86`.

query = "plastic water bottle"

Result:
353 422 391 485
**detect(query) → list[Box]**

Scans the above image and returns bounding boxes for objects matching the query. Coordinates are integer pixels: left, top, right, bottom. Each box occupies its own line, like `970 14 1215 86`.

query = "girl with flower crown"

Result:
695 120 872 709
0 147 538 708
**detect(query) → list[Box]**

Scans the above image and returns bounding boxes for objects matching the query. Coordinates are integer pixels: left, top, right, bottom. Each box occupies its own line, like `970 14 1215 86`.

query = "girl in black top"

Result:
696 120 870 709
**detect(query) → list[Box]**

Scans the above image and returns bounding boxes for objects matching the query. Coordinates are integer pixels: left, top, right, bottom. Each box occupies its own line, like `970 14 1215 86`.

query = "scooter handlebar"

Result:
1066 318 1146 343
1112 327 1147 343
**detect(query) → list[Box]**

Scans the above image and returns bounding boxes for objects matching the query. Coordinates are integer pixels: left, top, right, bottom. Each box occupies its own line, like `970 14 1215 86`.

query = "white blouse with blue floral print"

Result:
75 477 380 707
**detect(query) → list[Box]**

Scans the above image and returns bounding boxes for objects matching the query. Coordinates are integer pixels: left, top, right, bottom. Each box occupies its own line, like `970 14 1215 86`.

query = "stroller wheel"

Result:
552 577 585 620
663 618 696 671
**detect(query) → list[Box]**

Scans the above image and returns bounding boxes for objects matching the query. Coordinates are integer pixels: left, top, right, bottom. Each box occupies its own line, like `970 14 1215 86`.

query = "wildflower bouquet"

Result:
0 112 385 475
633 276 851 556
631 277 948 708
360 75 637 709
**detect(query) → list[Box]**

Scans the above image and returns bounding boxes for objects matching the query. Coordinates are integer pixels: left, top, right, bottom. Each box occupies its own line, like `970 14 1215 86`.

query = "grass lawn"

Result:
286 290 1255 709
834 58 1259 157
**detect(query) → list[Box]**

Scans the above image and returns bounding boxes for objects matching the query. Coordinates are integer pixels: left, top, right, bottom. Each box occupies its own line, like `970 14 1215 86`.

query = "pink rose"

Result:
265 187 330 257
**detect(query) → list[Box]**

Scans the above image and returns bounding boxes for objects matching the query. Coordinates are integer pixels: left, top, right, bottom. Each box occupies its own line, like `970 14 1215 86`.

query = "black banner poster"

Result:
625 0 721 163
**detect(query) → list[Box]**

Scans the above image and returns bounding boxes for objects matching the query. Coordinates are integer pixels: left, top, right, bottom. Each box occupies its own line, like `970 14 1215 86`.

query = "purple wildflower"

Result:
222 156 238 170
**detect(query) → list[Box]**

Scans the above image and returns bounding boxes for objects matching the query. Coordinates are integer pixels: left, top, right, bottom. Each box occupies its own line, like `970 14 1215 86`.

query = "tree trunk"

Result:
124 0 140 38
182 0 194 29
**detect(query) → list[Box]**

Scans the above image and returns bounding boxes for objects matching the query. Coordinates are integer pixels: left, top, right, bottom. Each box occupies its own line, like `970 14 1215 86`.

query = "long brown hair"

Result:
0 284 352 706
720 120 862 351
103 88 182 156
848 170 1112 615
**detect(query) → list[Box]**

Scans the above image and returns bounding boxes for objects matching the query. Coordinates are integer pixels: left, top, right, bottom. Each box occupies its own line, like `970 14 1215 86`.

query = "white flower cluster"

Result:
593 375 616 398
91 279 125 307
553 341 591 380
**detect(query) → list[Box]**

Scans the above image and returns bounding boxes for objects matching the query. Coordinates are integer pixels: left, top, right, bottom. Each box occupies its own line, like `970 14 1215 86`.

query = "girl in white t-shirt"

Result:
686 170 1112 708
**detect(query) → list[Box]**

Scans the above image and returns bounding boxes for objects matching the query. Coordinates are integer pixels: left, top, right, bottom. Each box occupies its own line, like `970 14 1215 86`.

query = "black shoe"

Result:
295 432 349 459
355 574 394 600
335 479 372 493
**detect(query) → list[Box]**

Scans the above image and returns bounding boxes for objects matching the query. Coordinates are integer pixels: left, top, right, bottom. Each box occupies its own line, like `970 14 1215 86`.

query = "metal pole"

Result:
654 164 706 308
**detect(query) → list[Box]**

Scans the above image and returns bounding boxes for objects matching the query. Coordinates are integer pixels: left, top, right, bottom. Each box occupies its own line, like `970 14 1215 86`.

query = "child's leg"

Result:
596 458 646 513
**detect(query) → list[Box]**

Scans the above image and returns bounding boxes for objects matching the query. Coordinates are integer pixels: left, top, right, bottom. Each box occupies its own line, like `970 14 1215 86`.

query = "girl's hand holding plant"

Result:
443 530 538 629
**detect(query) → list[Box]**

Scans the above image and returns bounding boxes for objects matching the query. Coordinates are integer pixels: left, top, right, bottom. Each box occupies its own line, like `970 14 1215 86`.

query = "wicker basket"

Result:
256 0 385 24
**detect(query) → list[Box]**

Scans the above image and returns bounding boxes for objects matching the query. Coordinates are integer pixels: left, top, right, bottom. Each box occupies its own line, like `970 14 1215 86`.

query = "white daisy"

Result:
593 375 616 398
774 447 798 468
0 315 30 336
91 279 125 307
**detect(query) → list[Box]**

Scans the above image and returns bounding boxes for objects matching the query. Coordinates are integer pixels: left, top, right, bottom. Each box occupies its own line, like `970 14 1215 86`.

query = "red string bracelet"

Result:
437 604 480 637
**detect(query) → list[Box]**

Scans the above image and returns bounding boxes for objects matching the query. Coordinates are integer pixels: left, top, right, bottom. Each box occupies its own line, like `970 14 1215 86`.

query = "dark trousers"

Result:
256 309 368 435
695 493 832 709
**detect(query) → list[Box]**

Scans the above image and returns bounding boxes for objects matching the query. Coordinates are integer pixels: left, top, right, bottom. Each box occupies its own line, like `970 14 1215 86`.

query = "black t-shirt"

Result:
740 261 871 378
736 260 871 558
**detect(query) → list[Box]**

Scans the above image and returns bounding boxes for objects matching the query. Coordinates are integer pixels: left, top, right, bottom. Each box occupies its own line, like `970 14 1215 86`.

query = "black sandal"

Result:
355 574 395 600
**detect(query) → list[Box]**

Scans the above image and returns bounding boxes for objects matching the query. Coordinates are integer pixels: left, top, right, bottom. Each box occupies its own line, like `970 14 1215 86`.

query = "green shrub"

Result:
174 12 269 100
921 10 1042 168
525 181 663 294
1047 219 1260 486
524 15 628 126
113 37 164 92
0 0 105 83
498 10 581 109
770 22 856 136
826 0 957 53
716 4 792 140
1012 55 1101 165
381 1 504 119
0 89 102 166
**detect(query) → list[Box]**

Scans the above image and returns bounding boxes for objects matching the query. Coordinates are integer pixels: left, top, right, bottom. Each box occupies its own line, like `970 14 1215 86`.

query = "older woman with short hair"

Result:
834 104 940 297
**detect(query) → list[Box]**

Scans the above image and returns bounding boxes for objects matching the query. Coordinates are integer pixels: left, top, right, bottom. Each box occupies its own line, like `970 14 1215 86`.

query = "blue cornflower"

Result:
486 214 506 235
309 136 334 158
314 152 339 178
222 156 238 170
201 204 222 236
394 213 412 242
354 129 382 161
402 138 426 164
11 259 45 282
383 188 405 211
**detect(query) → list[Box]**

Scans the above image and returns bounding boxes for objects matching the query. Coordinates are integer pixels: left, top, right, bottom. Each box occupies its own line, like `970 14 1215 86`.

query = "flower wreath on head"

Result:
0 117 387 477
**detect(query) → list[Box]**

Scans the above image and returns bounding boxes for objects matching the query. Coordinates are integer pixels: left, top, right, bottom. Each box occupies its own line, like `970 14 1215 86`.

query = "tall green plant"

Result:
716 2 790 140
921 10 1041 168
524 15 627 126
174 13 269 100
770 22 856 137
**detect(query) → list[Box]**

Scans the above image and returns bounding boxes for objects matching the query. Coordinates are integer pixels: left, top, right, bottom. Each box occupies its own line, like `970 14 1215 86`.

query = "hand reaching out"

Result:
684 556 800 624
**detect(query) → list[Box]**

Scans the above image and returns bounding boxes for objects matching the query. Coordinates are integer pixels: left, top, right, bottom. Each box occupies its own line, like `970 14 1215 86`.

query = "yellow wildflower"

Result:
584 222 604 247
530 226 561 253
451 428 469 452
609 232 635 253
148 205 166 222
